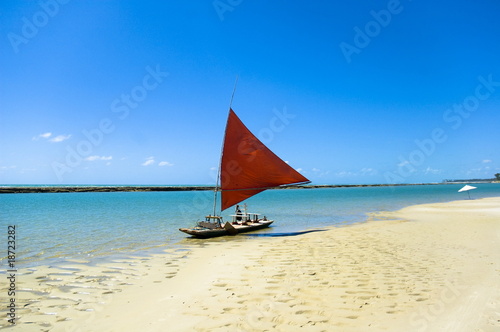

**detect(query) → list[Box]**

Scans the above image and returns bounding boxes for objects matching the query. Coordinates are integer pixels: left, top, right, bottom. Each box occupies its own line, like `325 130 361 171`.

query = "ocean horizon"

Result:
1 183 500 270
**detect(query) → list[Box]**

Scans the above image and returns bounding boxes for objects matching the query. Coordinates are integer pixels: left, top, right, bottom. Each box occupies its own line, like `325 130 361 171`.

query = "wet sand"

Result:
2 197 499 331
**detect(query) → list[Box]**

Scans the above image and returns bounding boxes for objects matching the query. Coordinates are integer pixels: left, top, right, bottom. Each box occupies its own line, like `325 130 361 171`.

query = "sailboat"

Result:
179 107 310 238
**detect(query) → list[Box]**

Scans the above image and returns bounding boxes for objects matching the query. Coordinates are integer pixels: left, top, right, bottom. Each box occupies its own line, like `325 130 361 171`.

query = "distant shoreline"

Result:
1 182 496 194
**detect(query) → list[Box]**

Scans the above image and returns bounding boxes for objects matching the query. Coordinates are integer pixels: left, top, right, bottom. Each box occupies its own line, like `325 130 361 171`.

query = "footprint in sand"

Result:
212 283 227 287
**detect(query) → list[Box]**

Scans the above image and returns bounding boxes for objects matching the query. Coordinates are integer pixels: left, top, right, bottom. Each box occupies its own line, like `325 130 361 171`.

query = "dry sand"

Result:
2 197 499 331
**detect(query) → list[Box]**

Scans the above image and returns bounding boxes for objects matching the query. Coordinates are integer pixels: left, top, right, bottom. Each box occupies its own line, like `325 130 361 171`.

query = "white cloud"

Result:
466 167 491 175
49 134 71 143
296 168 303 172
142 157 155 166
0 165 17 170
360 167 378 175
32 132 52 140
85 155 113 161
158 161 174 167
33 132 71 142
482 159 492 163
336 170 356 177
333 168 378 177
310 168 330 177
397 160 410 167
424 167 441 174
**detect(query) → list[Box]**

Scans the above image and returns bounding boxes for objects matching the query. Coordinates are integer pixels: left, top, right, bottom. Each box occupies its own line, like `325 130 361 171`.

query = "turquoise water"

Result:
1 183 499 268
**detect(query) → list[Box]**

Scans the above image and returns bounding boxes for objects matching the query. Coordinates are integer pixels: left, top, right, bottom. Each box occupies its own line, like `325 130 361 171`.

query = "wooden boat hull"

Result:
179 220 274 238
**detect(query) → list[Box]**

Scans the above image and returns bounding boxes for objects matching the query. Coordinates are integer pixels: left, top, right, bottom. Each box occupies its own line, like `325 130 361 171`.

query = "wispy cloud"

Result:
397 160 410 167
0 165 17 170
423 167 441 174
142 156 155 166
482 159 492 163
360 167 378 176
32 132 52 141
49 134 71 143
311 168 330 177
21 168 37 172
466 166 493 176
158 161 174 167
85 155 113 161
33 132 71 143
336 170 356 177
334 167 378 177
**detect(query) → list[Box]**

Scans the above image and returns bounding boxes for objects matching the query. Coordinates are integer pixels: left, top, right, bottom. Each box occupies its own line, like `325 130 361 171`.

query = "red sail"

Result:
220 109 309 211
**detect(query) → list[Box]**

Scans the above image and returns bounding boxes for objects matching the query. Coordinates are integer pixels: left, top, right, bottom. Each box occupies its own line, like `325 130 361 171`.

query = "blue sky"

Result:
1 0 499 185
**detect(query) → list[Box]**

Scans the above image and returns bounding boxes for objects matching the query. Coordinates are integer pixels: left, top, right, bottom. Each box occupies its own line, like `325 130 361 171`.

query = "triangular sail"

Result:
220 109 309 211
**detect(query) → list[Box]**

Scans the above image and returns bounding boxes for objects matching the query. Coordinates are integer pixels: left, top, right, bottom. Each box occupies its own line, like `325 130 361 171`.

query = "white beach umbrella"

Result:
458 185 477 199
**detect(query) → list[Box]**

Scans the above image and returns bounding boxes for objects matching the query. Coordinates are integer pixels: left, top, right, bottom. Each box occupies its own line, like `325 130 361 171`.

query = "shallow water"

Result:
1 183 499 268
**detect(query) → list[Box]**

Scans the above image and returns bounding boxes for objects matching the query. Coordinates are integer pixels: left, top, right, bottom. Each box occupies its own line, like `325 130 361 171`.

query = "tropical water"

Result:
1 183 499 269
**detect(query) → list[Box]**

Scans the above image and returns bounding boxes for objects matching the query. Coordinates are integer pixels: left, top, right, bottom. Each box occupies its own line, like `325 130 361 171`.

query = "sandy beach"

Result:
3 197 499 331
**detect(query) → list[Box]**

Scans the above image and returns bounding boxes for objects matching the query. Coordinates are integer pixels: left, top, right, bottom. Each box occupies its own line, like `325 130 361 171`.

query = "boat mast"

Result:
212 76 239 217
